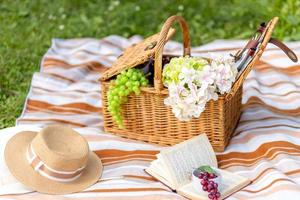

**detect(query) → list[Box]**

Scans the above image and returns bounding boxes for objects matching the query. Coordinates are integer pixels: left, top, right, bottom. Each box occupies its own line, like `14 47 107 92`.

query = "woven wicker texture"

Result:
101 16 278 152
101 28 176 81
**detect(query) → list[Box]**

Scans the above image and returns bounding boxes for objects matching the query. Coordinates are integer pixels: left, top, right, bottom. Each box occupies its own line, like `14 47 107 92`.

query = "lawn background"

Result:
1 0 300 128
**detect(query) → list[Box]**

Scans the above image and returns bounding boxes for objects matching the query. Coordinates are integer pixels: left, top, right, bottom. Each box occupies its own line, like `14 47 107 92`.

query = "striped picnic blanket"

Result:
0 35 299 199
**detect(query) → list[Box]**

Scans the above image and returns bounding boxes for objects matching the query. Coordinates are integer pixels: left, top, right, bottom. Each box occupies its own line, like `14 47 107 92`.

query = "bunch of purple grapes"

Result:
198 172 221 200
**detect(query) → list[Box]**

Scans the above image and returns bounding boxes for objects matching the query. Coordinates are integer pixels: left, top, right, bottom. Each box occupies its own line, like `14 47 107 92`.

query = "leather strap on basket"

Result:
225 17 278 100
226 17 298 100
154 15 191 92
235 38 297 63
269 38 298 62
258 22 297 62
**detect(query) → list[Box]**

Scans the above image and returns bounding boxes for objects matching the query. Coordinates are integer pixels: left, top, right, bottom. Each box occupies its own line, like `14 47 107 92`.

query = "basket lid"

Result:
100 28 176 81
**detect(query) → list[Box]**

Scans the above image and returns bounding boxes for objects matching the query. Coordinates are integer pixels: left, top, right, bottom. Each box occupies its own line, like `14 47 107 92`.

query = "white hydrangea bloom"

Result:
163 55 237 121
211 55 237 94
199 65 216 87
178 67 197 84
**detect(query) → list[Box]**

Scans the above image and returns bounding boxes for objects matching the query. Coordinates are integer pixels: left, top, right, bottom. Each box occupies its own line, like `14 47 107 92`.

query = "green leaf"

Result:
197 165 216 173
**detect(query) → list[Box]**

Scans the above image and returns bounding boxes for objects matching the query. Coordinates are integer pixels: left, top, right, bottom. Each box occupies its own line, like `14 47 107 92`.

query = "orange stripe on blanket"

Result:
246 93 300 104
217 142 300 168
31 88 101 99
262 51 300 61
233 127 300 139
218 141 300 160
27 104 93 115
239 116 300 125
244 77 300 88
221 152 300 169
245 86 300 97
95 149 159 157
94 150 158 165
249 167 300 184
250 167 279 183
286 169 300 176
226 168 300 196
102 158 154 166
254 64 300 75
242 97 300 116
219 151 300 169
101 153 157 160
96 175 157 183
100 155 157 164
46 72 77 83
46 72 101 84
26 99 102 113
32 86 100 94
43 58 110 72
242 178 297 193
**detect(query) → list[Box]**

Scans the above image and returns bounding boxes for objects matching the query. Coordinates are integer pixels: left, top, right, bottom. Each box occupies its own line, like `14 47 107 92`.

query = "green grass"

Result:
1 0 300 128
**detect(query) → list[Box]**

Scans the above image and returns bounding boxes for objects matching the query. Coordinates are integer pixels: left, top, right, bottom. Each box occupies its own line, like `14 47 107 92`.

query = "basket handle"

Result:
225 17 279 100
154 15 191 91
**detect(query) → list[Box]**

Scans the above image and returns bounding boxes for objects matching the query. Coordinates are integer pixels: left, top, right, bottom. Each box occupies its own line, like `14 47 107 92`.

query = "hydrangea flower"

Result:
162 56 208 86
163 55 237 121
210 54 237 94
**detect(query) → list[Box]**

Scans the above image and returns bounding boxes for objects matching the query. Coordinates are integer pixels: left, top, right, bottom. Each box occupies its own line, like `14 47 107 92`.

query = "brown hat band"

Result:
27 144 86 182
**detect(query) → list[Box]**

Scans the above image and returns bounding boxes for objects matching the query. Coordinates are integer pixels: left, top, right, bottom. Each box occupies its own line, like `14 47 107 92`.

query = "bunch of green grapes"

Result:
107 68 149 128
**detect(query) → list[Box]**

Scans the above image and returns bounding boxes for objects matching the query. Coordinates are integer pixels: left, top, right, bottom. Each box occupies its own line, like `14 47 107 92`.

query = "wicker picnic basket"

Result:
100 15 280 152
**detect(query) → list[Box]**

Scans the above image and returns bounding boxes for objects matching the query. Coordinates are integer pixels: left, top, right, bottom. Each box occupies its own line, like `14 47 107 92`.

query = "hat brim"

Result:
5 131 103 194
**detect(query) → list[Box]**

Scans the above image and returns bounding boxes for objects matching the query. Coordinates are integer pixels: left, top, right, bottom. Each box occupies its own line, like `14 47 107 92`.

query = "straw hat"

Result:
4 125 103 194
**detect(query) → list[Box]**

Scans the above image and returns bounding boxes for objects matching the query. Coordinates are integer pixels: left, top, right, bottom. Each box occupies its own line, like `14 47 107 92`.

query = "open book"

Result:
145 134 251 200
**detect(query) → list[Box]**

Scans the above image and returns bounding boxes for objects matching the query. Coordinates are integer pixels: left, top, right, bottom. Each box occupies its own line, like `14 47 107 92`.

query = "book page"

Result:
145 166 177 190
149 160 166 176
218 170 250 196
148 160 173 183
177 169 251 200
145 159 177 189
158 134 218 188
